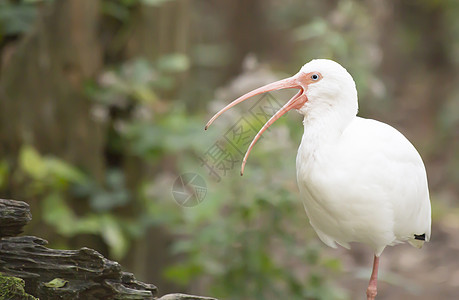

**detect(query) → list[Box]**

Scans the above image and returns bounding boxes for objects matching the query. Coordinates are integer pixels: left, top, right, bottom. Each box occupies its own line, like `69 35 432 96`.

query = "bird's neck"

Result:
299 101 357 154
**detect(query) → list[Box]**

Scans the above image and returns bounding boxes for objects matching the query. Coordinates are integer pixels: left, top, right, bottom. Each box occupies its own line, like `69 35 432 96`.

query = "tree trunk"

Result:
0 0 105 183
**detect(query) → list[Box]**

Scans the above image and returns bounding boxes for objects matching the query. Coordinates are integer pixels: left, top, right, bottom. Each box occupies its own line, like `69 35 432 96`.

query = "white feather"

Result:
295 60 431 256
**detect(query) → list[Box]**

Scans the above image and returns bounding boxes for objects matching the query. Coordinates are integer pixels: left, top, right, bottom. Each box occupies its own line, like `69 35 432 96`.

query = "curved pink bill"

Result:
205 74 308 175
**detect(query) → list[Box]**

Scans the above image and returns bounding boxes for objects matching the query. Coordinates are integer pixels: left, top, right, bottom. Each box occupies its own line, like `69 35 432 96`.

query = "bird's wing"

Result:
338 117 431 243
297 117 431 254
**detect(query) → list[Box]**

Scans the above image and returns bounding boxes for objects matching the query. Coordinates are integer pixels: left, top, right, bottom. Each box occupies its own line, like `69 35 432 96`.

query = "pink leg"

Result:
366 255 379 300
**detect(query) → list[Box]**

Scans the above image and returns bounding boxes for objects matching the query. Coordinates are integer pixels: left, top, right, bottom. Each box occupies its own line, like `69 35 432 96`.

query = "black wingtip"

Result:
414 233 426 241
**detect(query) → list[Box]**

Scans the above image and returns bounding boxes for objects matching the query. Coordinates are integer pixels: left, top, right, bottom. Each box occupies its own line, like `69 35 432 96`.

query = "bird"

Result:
205 59 431 300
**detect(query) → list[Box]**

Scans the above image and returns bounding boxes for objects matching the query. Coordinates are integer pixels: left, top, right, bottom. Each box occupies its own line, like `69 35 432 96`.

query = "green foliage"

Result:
0 161 8 190
88 56 190 108
19 146 86 187
44 278 68 288
126 102 346 299
0 0 56 44
101 0 178 21
290 0 385 109
13 145 133 260
0 0 38 37
140 0 176 6
159 192 348 299
89 58 159 105
76 169 131 212
157 54 190 73
0 273 37 300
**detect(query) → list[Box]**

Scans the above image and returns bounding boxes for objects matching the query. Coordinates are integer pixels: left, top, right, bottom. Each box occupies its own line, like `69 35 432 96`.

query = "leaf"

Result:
132 85 158 103
106 169 125 188
42 193 76 236
89 169 130 211
191 44 231 67
90 192 118 211
46 158 87 184
163 263 202 286
293 19 328 41
322 258 342 272
0 3 38 35
44 278 68 288
100 215 129 260
157 54 190 73
101 1 130 21
0 160 9 189
140 0 176 7
19 145 47 179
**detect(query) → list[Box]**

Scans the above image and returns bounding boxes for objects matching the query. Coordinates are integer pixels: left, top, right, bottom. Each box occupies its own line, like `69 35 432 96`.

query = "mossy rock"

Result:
0 273 37 300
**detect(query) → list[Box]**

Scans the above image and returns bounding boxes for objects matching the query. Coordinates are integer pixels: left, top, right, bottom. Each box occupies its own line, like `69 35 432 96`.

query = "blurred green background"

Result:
0 0 458 299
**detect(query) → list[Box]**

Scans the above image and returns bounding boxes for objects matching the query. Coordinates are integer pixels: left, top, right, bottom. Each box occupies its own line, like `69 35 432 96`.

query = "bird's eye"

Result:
311 74 319 81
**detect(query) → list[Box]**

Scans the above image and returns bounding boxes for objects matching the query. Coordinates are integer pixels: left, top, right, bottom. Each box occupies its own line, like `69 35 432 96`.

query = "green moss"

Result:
0 273 38 300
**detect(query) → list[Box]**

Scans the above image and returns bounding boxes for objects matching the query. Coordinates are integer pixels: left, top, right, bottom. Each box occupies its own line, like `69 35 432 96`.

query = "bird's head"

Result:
205 59 358 175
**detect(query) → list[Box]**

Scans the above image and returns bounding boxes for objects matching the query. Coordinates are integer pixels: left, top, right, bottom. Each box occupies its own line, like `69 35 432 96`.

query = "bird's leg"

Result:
366 255 380 300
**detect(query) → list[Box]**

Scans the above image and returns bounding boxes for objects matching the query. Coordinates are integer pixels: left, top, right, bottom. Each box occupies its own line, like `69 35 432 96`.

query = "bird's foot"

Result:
366 285 377 300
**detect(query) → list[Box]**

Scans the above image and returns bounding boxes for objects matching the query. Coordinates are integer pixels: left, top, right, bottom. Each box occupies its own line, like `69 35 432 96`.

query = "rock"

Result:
0 236 158 299
0 199 32 238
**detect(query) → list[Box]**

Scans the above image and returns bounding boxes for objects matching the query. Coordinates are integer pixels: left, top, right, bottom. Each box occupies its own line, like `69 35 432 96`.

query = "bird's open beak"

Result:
205 72 312 175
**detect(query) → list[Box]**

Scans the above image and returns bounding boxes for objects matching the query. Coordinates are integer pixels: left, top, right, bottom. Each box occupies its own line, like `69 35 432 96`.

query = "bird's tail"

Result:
408 239 424 249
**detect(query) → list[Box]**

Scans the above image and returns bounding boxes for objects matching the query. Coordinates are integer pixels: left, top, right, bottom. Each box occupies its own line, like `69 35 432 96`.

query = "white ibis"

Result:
205 59 431 299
